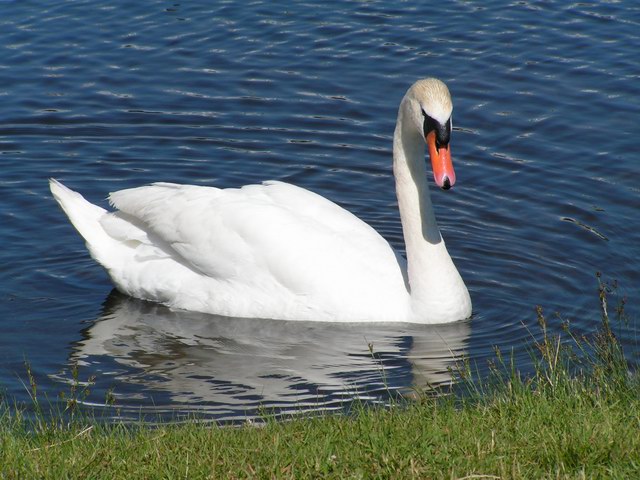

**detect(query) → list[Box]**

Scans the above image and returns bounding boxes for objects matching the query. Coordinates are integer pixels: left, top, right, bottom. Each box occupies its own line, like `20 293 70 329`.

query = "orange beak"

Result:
427 130 455 190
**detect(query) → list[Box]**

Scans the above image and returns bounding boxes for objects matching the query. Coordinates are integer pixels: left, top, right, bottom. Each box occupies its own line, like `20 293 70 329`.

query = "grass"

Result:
1 277 639 479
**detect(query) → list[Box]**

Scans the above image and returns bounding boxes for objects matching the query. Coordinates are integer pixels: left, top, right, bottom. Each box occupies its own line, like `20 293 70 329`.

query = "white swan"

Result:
50 78 472 324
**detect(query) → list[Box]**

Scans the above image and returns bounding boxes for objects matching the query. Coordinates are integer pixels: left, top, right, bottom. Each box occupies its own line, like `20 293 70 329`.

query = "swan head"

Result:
404 78 455 190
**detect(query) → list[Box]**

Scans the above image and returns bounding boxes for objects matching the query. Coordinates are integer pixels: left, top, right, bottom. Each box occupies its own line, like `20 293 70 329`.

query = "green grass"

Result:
1 278 639 479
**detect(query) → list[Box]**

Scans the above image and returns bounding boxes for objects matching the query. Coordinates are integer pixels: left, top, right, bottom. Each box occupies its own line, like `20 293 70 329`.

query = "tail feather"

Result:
49 178 112 263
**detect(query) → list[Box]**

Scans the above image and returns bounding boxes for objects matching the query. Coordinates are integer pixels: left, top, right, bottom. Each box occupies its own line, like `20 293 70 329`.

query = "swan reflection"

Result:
71 291 470 421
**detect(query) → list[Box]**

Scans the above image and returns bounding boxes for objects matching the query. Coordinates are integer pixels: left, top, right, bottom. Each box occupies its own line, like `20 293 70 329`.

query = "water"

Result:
1 1 638 422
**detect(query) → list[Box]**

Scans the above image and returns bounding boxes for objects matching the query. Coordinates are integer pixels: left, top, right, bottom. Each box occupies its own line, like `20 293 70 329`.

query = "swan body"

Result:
50 78 472 323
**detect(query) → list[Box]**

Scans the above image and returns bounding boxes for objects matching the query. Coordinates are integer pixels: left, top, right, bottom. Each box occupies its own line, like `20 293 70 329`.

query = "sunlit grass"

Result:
1 277 638 479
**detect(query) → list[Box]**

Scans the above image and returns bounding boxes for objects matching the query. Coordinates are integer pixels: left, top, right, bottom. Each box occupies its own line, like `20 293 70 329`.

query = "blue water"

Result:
1 1 639 422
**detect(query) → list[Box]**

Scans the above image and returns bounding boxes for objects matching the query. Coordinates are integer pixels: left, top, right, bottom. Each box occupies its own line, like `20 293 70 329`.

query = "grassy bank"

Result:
1 280 638 479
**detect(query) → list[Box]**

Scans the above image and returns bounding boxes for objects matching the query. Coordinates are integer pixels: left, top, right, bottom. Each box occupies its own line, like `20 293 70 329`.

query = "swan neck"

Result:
393 98 461 318
393 101 442 252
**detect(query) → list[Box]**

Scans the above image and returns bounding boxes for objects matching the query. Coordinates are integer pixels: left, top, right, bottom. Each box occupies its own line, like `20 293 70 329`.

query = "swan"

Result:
50 78 472 324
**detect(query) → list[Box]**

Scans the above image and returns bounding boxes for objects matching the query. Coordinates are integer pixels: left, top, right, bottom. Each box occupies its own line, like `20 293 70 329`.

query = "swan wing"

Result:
107 181 408 319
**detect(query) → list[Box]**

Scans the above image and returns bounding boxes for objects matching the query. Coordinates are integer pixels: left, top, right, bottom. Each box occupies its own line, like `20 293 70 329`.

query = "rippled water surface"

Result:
1 1 639 422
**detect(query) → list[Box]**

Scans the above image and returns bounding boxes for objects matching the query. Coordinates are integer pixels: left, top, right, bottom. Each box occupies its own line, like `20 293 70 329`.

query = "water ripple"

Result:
0 0 638 421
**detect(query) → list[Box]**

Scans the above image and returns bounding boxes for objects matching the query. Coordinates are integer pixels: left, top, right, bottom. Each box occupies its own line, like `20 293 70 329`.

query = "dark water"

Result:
1 1 639 422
